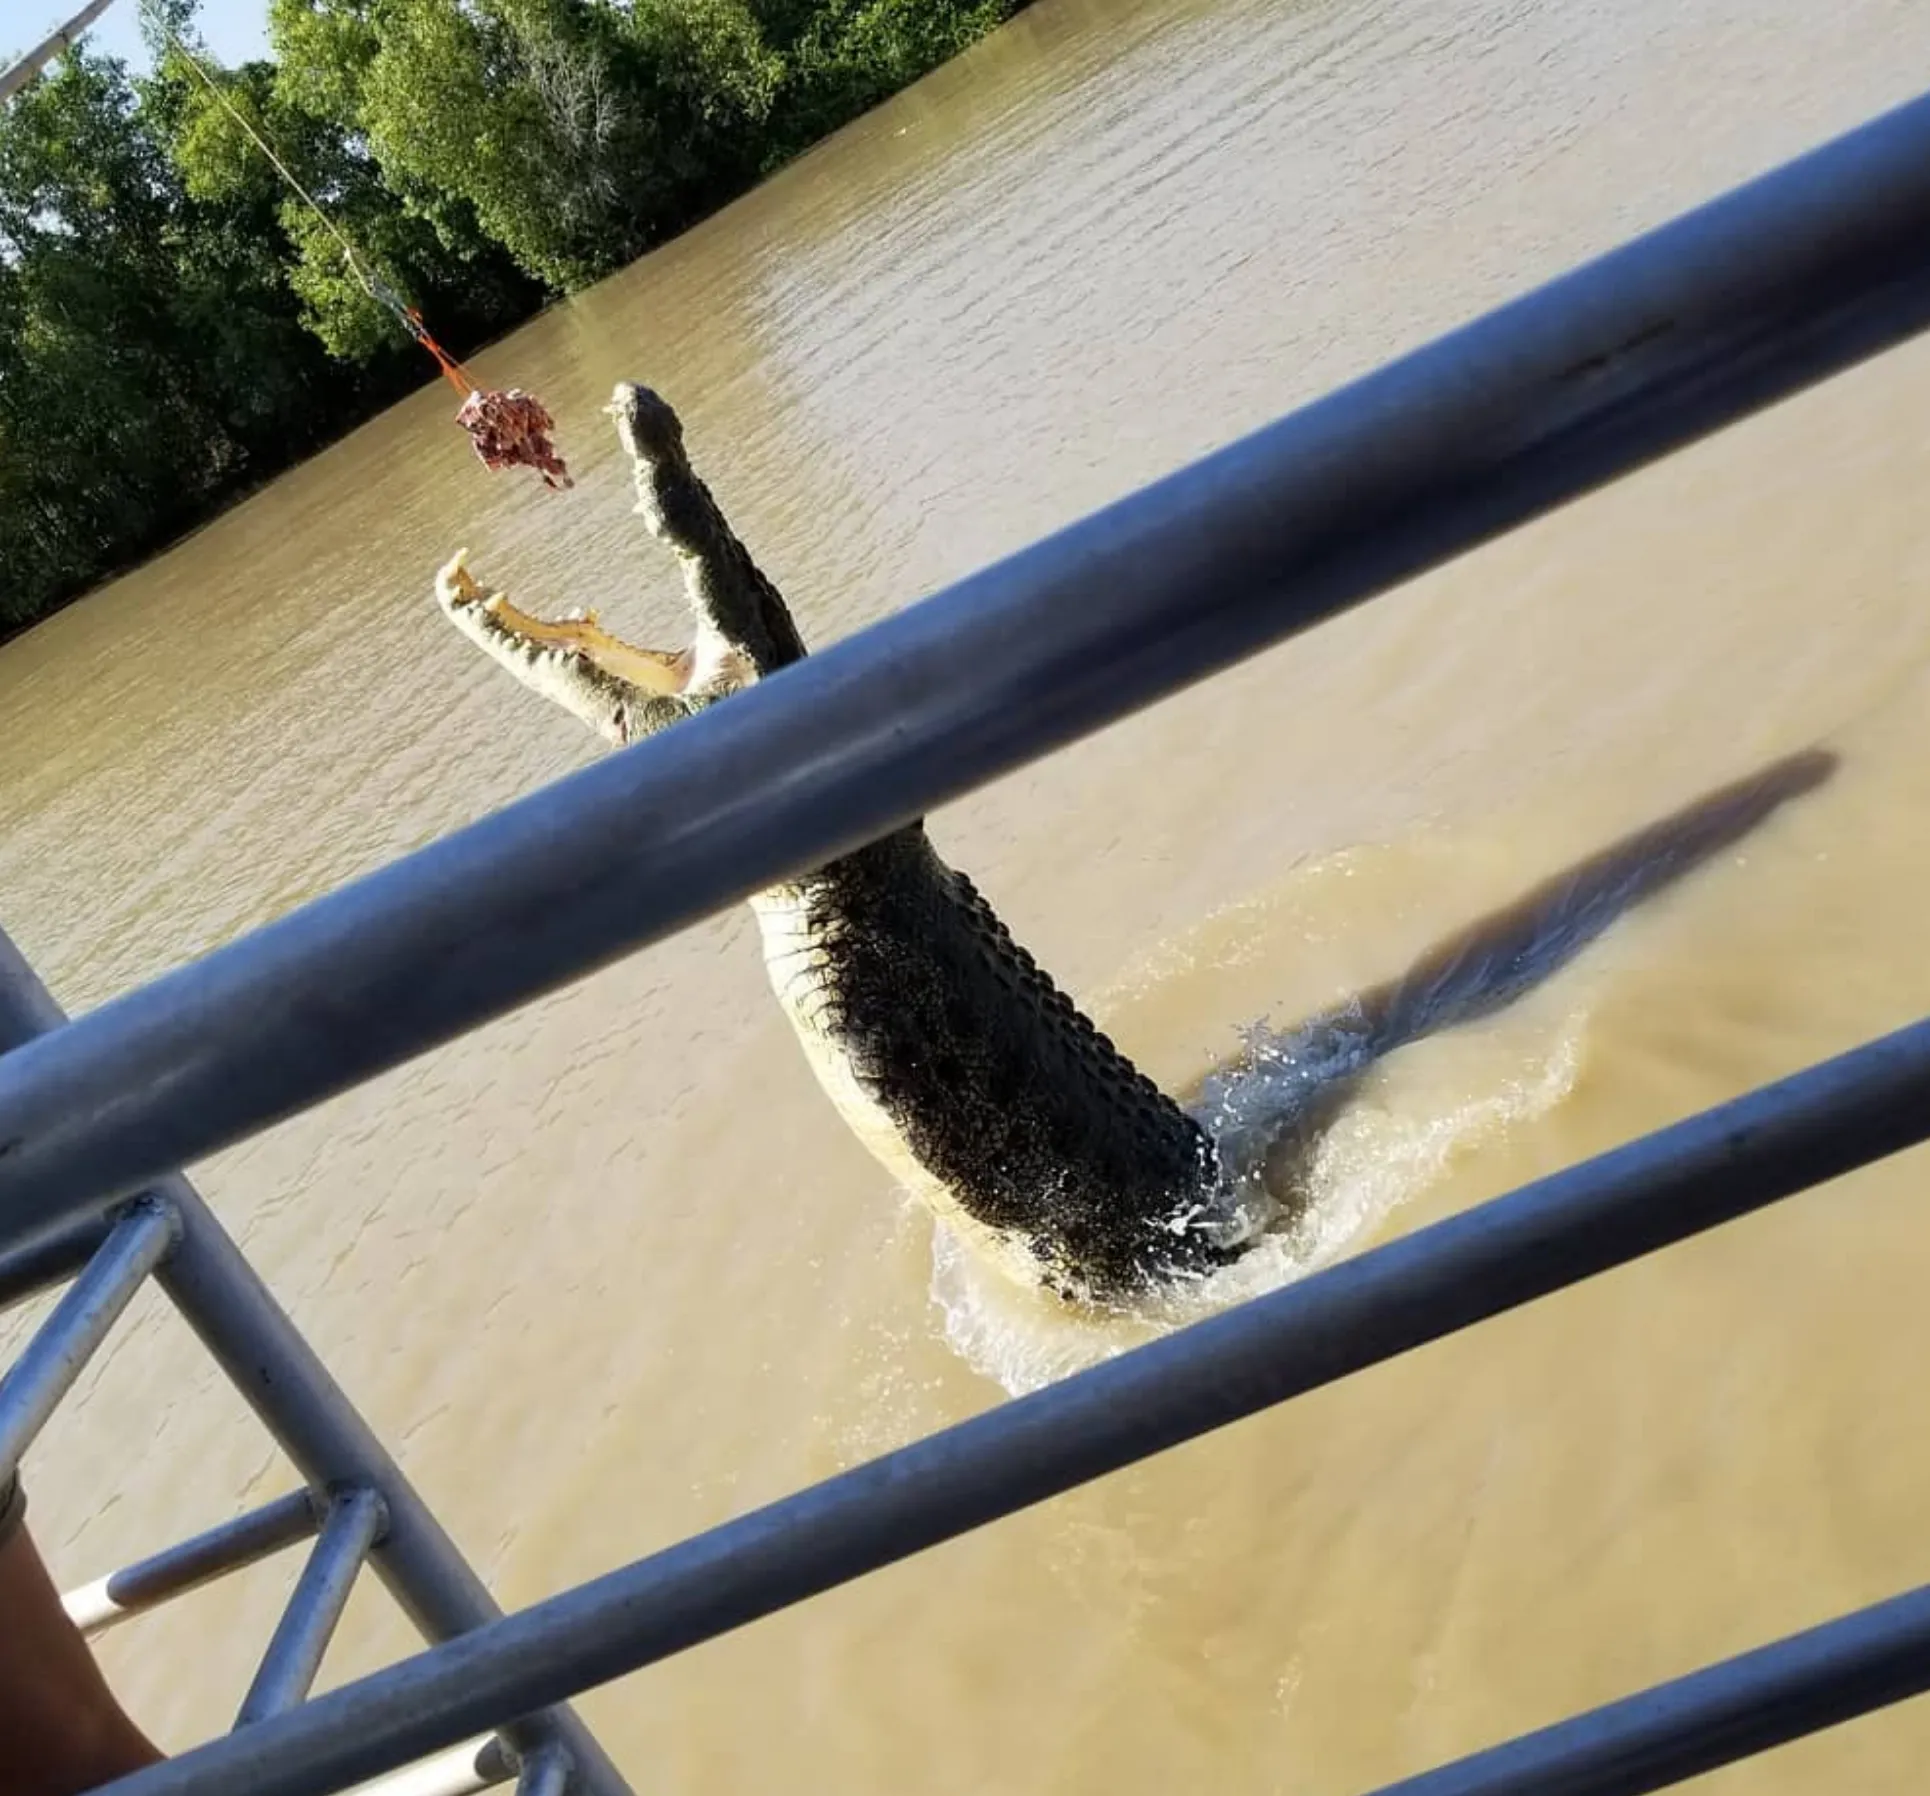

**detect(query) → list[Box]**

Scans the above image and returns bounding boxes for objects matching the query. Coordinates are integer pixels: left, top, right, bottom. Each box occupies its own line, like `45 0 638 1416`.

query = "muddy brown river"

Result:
7 0 1930 1788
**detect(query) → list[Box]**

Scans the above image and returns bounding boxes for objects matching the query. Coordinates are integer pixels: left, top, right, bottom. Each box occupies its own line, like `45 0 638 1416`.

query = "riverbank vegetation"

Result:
0 0 1027 635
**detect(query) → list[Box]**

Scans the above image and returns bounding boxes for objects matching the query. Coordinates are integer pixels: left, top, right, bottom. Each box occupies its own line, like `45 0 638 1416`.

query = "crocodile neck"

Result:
749 826 1231 1302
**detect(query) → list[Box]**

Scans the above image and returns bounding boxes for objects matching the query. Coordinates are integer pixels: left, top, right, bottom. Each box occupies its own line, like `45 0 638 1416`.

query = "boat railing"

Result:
7 82 1930 1796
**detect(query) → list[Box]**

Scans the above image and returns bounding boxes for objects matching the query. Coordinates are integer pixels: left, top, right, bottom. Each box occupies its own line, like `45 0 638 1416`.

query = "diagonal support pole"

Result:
237 1487 388 1726
0 1200 178 1479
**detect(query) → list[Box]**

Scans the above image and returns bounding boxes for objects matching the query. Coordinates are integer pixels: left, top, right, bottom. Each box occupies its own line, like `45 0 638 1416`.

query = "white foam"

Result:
931 1007 1585 1397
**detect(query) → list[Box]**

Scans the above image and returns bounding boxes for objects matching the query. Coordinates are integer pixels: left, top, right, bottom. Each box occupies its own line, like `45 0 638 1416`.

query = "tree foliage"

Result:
0 0 1028 632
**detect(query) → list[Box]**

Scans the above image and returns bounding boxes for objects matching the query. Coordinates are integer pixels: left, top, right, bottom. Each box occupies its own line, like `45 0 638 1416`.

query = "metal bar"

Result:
237 1488 388 1726
351 1739 514 1796
0 0 123 105
1361 1578 1930 1796
0 1214 111 1313
10 89 1930 1249
80 1014 1930 1796
64 1489 321 1638
511 1748 569 1796
0 937 634 1796
155 1199 625 1790
0 1201 177 1478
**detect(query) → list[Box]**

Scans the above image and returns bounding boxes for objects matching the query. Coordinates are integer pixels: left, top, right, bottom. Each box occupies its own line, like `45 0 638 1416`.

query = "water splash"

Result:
933 1004 1584 1396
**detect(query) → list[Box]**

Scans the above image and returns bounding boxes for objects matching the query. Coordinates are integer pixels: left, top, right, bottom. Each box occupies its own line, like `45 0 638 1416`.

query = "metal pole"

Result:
0 1202 178 1478
350 1740 514 1796
0 0 124 104
65 1489 321 1637
0 934 634 1796
76 1013 1930 1796
237 1488 388 1726
1357 1578 1930 1796
0 1214 112 1313
510 1748 570 1796
7 86 1930 1244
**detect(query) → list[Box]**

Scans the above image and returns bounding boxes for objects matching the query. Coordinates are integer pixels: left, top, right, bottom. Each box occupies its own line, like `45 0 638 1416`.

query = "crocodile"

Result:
436 382 1245 1305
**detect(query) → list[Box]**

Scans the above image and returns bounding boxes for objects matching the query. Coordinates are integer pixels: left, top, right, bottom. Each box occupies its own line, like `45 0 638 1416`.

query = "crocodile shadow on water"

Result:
1186 744 1838 1258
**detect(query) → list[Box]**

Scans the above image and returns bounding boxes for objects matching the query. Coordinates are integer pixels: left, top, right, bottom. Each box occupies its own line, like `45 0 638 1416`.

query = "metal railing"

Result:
0 0 120 107
6 79 1930 1796
0 937 631 1796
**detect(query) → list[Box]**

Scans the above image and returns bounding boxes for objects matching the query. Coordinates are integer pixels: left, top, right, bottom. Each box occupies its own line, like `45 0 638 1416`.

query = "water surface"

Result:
7 0 1930 1787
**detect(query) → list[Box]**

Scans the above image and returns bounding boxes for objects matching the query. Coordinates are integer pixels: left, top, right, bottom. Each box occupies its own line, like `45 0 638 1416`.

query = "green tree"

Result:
0 0 1034 633
0 51 227 622
759 0 1014 167
0 37 523 625
269 0 786 289
158 38 536 357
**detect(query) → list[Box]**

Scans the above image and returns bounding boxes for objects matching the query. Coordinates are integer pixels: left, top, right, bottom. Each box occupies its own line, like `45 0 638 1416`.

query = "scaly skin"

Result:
437 384 1238 1303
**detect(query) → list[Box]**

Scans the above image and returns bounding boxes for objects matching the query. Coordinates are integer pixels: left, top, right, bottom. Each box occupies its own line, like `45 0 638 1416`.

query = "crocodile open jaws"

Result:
436 382 1243 1306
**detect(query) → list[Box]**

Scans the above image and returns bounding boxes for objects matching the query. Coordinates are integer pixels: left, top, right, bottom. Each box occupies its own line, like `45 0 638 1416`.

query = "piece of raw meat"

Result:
455 389 573 489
